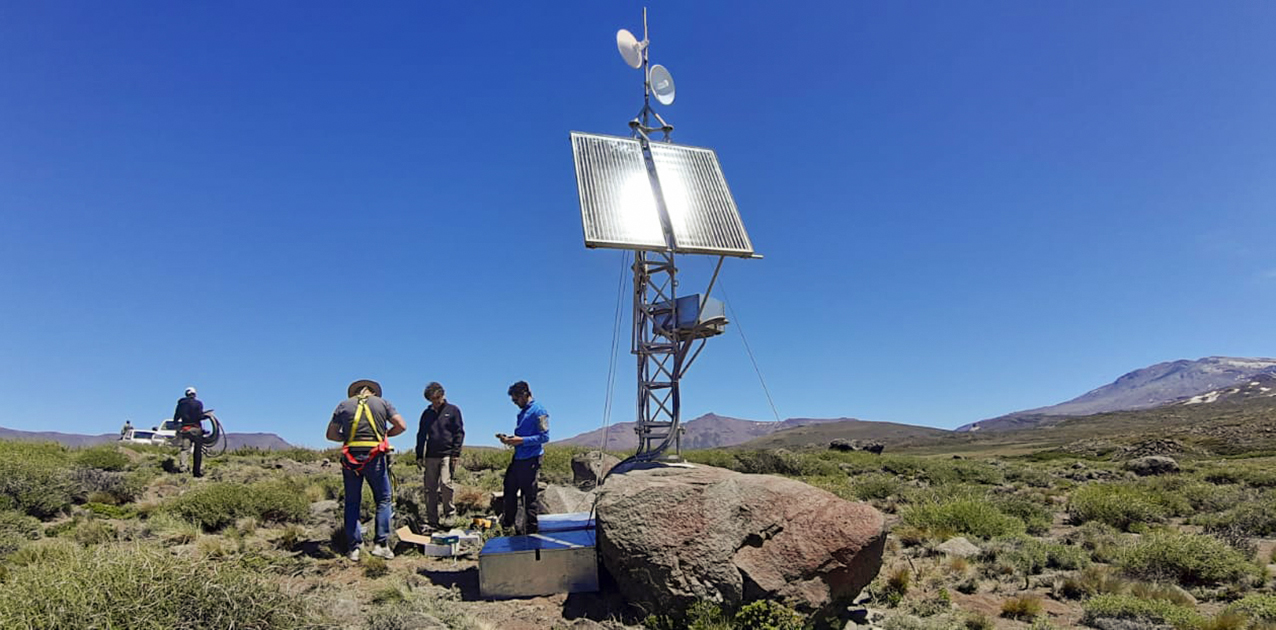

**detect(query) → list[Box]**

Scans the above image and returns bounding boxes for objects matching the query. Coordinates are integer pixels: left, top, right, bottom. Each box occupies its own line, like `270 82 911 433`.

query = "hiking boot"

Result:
348 548 361 562
370 544 395 560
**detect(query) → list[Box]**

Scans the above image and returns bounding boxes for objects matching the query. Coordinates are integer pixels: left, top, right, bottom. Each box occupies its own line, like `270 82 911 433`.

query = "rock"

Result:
1124 456 1179 476
396 613 448 630
829 439 884 455
310 500 339 516
538 484 596 515
1091 618 1173 630
596 463 886 617
562 620 606 630
935 537 980 558
572 451 622 489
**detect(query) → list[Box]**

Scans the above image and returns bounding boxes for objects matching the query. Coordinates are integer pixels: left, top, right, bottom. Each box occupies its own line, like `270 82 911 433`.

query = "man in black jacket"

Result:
414 382 464 530
172 387 205 477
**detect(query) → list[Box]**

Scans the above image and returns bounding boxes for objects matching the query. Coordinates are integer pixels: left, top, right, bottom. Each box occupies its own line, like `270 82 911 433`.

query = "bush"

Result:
982 536 1090 579
731 450 841 477
851 474 903 501
74 446 130 472
1000 595 1042 620
990 495 1053 535
1229 594 1276 621
0 441 76 519
1118 531 1260 586
1196 496 1276 536
901 498 1026 539
1081 593 1198 629
922 460 1004 486
734 600 804 630
1067 482 1176 531
163 479 308 531
67 468 147 505
0 542 319 628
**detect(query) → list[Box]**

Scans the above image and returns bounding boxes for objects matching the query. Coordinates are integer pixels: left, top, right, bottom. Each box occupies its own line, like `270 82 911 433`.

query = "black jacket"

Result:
415 402 464 459
173 397 204 426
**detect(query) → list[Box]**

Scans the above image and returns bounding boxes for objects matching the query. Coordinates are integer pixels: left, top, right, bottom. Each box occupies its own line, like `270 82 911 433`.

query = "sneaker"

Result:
370 544 395 560
348 548 360 562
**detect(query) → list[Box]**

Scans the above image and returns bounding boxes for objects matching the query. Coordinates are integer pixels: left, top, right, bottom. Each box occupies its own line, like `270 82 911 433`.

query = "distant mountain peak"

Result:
957 356 1276 432
553 413 850 450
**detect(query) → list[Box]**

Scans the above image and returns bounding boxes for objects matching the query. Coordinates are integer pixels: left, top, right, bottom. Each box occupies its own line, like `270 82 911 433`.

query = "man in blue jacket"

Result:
498 380 549 534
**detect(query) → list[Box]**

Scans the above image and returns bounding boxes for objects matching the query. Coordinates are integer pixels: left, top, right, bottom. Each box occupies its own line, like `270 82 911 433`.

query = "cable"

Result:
719 280 782 423
600 250 629 452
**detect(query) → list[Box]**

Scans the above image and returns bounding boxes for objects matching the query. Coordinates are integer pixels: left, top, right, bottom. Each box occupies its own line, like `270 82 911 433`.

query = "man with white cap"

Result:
326 379 407 561
172 386 206 477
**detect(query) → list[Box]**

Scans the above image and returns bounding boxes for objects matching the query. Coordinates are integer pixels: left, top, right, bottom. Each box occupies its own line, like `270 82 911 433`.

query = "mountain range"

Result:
0 427 293 451
551 413 849 450
955 356 1276 433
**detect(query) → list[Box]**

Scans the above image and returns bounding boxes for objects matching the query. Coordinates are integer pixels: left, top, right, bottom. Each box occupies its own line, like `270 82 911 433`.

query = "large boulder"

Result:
1124 456 1179 476
572 451 622 489
596 463 886 617
538 484 596 514
829 439 884 455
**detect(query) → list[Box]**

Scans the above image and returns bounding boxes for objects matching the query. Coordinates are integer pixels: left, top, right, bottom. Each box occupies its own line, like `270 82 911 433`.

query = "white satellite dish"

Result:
616 29 644 69
649 64 676 106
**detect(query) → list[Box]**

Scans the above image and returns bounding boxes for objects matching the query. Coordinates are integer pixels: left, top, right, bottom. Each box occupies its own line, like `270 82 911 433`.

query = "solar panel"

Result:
570 132 755 257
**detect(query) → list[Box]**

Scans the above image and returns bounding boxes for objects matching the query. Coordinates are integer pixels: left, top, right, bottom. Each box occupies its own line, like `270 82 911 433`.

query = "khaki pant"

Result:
422 456 455 528
177 427 203 477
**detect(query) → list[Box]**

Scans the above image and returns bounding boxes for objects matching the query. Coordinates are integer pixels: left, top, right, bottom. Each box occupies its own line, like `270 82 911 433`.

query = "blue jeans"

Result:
342 455 393 547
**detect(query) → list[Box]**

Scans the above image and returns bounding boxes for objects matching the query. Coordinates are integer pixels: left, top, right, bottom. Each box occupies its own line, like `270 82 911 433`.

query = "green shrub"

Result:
644 600 732 630
0 542 319 628
74 446 130 472
73 519 117 546
0 441 76 519
1081 594 1199 629
1067 482 1175 531
683 449 740 470
163 479 308 531
0 508 41 557
901 498 1026 539
1229 594 1276 621
730 450 841 477
734 599 804 630
922 460 1004 486
1000 595 1042 620
990 496 1053 535
1196 495 1276 536
85 502 137 520
1118 531 1259 586
1004 466 1053 488
982 536 1090 577
363 555 389 578
851 474 903 501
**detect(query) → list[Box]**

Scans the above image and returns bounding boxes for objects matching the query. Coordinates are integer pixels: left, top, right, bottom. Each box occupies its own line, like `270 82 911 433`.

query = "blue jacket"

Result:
513 400 549 460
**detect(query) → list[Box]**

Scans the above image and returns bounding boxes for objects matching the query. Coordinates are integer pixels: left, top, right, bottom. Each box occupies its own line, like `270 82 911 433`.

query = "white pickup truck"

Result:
120 420 180 446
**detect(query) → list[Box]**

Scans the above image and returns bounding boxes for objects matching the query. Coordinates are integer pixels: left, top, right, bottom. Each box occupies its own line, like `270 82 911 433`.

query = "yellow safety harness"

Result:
341 396 389 474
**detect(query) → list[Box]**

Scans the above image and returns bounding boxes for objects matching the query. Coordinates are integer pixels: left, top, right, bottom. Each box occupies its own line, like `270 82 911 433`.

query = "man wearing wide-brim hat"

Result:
326 378 406 561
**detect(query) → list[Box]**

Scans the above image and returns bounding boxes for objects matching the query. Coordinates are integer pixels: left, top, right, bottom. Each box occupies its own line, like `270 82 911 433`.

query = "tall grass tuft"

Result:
0 542 320 629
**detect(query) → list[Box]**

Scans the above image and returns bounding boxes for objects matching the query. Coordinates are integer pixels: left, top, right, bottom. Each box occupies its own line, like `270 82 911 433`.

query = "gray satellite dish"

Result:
649 64 676 106
616 29 643 69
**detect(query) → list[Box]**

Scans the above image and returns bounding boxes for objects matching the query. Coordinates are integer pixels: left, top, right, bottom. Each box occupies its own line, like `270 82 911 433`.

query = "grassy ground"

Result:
4 437 1276 629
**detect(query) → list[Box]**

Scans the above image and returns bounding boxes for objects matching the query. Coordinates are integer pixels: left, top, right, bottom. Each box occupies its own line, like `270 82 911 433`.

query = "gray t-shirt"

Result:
331 396 398 455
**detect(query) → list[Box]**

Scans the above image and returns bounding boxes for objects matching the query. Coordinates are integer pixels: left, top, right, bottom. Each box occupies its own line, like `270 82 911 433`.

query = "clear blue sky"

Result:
2 2 1274 448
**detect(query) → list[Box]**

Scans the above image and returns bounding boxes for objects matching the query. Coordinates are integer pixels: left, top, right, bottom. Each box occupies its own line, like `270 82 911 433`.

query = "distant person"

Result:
326 379 406 561
172 387 206 477
498 380 549 535
414 381 465 531
119 420 132 439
